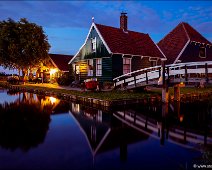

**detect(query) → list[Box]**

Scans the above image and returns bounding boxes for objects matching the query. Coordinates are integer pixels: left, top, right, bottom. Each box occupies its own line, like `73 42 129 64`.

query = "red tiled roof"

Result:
183 22 211 44
95 24 165 58
49 54 73 71
158 22 212 64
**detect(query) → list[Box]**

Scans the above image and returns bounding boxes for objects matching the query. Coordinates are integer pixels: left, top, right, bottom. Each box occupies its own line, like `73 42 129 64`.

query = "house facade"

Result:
69 13 166 83
158 22 212 64
35 54 73 83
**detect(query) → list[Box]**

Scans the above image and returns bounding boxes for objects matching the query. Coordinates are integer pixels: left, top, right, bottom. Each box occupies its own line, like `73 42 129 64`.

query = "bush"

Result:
7 76 19 85
103 81 114 89
57 73 72 86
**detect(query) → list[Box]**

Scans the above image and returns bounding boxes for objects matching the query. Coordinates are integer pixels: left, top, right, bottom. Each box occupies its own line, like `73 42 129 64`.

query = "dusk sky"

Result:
0 1 211 57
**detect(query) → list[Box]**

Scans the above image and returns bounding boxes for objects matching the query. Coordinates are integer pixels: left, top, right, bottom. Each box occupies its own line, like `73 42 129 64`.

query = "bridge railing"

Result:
113 61 212 88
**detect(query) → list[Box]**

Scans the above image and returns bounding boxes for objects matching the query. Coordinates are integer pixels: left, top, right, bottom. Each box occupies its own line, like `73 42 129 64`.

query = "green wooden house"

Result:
68 13 166 83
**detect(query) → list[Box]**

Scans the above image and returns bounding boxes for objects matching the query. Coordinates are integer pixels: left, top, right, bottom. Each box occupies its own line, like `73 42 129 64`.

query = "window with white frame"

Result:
91 37 96 52
123 58 131 74
87 59 93 76
96 58 102 76
199 47 206 58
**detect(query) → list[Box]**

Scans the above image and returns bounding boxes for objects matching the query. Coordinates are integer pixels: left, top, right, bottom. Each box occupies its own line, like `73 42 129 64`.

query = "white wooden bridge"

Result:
113 61 212 89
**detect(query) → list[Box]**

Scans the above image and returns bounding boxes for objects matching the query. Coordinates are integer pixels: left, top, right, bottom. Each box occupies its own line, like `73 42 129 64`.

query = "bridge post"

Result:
185 65 188 83
145 71 148 84
174 85 180 101
134 74 137 87
205 63 208 83
162 59 169 103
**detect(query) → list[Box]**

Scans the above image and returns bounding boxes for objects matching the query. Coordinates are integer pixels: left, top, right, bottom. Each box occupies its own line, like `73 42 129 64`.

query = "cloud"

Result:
0 1 211 53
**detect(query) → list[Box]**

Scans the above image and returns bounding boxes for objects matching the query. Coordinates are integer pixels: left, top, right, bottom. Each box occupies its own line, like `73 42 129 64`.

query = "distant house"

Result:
68 13 166 83
49 54 73 74
158 22 212 64
35 54 73 82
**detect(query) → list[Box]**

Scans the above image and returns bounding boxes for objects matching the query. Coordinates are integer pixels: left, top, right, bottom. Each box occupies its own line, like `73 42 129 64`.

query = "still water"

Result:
0 88 211 170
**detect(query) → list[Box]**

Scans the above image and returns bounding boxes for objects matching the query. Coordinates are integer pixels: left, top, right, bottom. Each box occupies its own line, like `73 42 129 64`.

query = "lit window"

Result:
199 47 206 58
75 65 80 75
96 58 102 76
91 37 96 52
123 58 131 74
87 59 93 76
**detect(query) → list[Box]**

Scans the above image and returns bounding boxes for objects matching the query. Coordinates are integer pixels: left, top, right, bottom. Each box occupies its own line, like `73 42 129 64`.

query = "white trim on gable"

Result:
93 23 112 54
182 22 190 40
68 43 85 64
173 40 190 64
154 42 167 59
68 22 112 65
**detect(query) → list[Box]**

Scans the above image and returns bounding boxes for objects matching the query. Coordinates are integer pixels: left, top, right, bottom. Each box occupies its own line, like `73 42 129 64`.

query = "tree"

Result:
0 18 50 76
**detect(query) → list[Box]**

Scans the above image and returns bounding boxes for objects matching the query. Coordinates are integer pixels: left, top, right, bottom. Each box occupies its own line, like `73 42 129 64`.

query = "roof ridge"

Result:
95 23 147 36
181 22 190 41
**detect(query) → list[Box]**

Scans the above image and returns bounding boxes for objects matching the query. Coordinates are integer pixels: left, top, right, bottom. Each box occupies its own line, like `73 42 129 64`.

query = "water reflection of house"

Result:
11 92 61 112
70 103 149 158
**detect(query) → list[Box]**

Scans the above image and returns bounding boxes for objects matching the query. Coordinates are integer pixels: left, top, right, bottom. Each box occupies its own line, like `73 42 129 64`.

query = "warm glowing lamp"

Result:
50 68 57 75
50 96 57 104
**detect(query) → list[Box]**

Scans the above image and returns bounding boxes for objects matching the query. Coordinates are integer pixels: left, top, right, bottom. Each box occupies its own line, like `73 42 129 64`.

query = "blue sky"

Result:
0 1 211 57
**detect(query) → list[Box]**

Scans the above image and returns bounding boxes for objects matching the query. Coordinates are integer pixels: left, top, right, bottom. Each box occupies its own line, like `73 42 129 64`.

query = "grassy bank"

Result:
0 81 160 101
1 81 212 101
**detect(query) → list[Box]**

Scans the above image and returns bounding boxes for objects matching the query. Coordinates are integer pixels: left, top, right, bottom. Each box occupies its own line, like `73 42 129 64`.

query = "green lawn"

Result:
1 81 212 101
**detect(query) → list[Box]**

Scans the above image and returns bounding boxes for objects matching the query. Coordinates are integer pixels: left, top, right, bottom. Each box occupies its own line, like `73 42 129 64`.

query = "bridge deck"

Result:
113 61 212 89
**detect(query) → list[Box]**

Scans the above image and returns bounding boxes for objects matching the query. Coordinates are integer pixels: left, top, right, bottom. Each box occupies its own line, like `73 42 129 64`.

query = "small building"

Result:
158 22 212 64
35 54 73 83
68 13 166 83
48 54 73 78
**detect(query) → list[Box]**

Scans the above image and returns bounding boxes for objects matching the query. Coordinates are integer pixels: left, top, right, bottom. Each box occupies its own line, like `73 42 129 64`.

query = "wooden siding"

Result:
74 57 113 83
97 57 113 82
112 54 123 79
73 26 110 63
131 56 152 72
179 43 212 63
74 60 88 82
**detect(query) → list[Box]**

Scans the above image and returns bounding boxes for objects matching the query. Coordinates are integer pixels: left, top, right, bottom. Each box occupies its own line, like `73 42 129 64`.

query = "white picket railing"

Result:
113 61 212 88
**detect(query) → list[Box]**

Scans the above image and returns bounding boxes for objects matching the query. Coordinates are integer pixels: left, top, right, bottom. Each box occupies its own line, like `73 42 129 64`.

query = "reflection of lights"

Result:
50 68 57 75
72 103 80 113
50 97 57 105
179 115 184 122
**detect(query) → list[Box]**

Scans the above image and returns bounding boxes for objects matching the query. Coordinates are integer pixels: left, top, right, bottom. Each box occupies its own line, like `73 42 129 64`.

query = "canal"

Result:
0 88 211 170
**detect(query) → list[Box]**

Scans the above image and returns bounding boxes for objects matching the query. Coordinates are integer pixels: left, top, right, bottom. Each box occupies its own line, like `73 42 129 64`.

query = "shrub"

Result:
7 76 19 85
57 73 72 86
103 81 114 89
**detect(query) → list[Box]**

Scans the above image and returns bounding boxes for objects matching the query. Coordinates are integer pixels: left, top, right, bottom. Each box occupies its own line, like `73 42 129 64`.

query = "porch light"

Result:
50 96 57 105
50 68 57 75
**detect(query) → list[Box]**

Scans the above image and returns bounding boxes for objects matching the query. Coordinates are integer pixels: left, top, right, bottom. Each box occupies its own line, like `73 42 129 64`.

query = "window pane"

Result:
199 47 206 58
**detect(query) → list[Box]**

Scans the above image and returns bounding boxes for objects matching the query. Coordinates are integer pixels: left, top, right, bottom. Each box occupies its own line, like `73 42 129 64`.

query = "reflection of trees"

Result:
0 101 51 152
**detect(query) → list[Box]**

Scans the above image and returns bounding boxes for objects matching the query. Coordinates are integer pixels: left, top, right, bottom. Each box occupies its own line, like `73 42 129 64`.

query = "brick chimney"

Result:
120 12 128 32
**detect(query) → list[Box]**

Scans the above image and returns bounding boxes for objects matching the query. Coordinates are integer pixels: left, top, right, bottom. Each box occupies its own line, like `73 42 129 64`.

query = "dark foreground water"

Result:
0 88 211 170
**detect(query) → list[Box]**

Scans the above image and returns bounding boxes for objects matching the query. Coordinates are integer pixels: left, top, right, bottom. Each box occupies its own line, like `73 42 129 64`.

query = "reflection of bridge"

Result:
113 108 212 150
69 101 212 160
114 61 212 88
